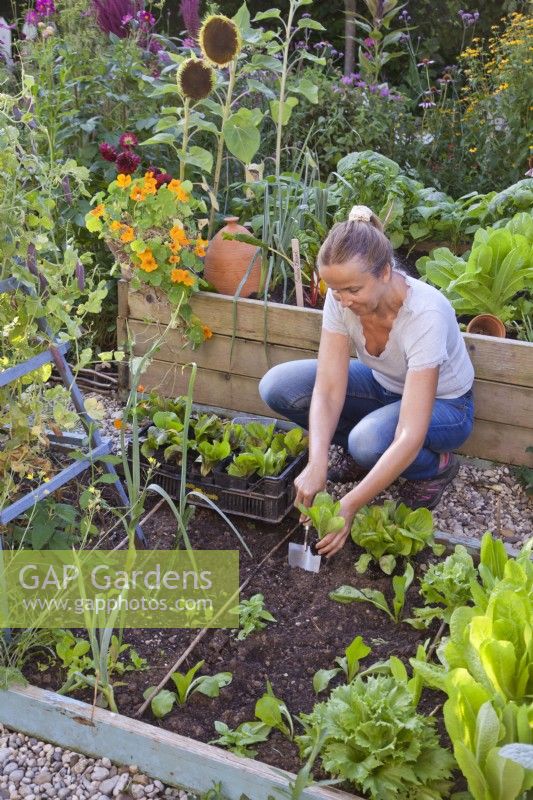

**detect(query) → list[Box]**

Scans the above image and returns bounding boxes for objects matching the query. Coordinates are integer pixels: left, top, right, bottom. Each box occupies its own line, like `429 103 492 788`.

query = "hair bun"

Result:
348 205 373 223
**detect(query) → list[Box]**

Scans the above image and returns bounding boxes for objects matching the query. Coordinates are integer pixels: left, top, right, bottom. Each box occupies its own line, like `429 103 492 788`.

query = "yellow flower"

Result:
169 241 182 254
117 174 132 188
90 204 105 218
170 268 195 286
110 220 123 231
194 237 208 257
138 249 158 272
168 179 190 203
130 185 147 202
120 226 135 243
169 255 181 264
469 147 478 153
170 225 190 247
143 171 158 195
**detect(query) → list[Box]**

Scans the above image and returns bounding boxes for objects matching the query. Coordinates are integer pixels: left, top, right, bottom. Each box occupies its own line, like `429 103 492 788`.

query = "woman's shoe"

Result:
399 454 460 510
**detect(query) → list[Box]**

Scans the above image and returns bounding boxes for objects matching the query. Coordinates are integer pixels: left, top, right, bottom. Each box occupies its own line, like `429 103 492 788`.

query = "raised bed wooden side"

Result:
119 283 533 467
0 684 358 800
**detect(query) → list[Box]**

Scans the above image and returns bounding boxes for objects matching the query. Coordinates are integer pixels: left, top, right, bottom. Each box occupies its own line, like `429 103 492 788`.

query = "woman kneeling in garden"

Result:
259 205 475 557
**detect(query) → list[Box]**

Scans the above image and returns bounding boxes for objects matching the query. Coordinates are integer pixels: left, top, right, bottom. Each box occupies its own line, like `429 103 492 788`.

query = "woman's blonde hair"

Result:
317 204 393 277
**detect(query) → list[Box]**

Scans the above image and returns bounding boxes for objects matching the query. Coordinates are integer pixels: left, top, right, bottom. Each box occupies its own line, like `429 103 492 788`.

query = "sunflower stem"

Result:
274 0 296 181
180 98 191 182
208 59 237 238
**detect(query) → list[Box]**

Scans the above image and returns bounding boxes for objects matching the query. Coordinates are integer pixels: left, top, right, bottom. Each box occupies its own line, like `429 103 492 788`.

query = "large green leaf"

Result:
474 701 501 766
485 746 525 800
479 639 517 701
223 108 261 163
269 96 299 126
183 146 213 174
290 76 319 104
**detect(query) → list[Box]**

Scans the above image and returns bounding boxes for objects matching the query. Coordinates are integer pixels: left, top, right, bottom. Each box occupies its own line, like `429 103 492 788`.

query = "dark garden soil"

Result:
25 499 450 792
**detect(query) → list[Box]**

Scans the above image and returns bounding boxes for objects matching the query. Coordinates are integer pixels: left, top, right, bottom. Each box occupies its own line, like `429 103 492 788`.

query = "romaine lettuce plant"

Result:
297 492 345 540
351 500 441 574
297 674 455 800
196 438 231 476
227 446 287 478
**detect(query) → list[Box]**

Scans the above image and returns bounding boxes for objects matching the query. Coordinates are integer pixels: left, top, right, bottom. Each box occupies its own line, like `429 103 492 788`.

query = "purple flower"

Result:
121 13 133 26
25 10 39 25
115 150 141 174
181 36 197 49
399 9 411 21
379 85 390 97
119 131 138 149
301 12 311 17
157 49 171 64
341 75 353 85
75 262 85 291
180 0 200 38
99 142 118 162
417 58 435 67
137 9 155 27
419 101 436 108
459 10 480 26
91 0 143 38
363 37 376 48
35 0 56 17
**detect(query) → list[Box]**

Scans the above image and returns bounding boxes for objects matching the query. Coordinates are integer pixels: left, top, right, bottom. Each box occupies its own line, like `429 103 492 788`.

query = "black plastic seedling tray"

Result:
126 415 307 524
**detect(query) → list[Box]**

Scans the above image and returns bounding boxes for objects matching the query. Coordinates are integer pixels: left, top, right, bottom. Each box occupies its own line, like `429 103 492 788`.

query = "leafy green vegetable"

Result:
242 421 275 451
196 438 231 476
407 545 477 628
330 563 415 623
351 500 439 574
417 212 533 322
313 635 372 693
231 594 276 641
146 660 232 717
210 720 271 758
255 681 294 740
227 446 287 478
298 491 345 539
297 674 455 800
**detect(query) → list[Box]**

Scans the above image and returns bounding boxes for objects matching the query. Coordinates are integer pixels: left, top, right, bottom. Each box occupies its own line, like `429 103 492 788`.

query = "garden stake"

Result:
135 522 299 718
288 523 322 573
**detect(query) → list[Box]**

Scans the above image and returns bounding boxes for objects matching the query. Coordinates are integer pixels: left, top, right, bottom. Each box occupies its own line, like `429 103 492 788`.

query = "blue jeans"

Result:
259 360 474 480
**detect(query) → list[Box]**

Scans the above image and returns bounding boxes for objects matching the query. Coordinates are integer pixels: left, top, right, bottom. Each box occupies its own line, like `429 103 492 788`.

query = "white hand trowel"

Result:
288 524 322 573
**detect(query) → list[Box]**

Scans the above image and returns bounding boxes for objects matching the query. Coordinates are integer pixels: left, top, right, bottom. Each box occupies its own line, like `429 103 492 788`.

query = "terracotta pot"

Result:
466 314 507 338
203 216 261 297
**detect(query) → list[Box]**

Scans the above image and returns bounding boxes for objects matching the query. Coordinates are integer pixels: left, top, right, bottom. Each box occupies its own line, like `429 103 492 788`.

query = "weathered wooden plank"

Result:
127 289 323 350
130 321 317 378
0 685 358 800
127 289 533 387
473 379 533 429
463 333 533 388
139 359 274 417
458 418 533 467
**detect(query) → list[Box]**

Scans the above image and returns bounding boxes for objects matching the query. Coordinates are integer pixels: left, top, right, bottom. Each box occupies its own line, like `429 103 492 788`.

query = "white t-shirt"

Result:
322 273 475 399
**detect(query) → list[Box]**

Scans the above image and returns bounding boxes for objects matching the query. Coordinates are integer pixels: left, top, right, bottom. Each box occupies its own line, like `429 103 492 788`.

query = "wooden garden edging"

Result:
0 683 359 800
118 282 533 467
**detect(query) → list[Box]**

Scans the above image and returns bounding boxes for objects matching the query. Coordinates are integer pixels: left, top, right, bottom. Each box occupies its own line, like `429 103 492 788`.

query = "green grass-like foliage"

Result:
297 674 455 800
351 500 440 574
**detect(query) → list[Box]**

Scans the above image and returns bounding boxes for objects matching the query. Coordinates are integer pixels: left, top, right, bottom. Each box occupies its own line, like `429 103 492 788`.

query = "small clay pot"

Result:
466 314 507 338
203 216 261 297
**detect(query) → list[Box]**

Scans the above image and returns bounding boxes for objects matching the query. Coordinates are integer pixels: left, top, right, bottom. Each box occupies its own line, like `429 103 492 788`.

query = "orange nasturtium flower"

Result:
116 174 132 188
167 179 190 202
120 226 135 243
110 220 123 232
202 325 213 340
195 237 209 257
113 419 123 430
138 249 158 272
169 255 181 264
170 268 195 286
170 225 190 247
90 203 105 218
130 185 147 202
143 171 158 195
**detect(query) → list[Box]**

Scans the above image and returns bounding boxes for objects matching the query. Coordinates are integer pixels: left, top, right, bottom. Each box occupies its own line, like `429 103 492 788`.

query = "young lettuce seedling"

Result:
329 563 415 624
210 720 271 758
297 491 345 551
145 660 232 718
254 681 294 740
313 635 372 694
231 593 277 641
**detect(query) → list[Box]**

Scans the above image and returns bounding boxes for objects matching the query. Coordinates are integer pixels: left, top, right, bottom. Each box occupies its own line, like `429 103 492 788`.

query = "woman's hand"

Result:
294 461 327 511
315 496 357 558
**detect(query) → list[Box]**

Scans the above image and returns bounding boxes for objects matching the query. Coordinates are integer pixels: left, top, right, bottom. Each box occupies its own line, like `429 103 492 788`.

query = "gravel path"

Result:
88 393 532 543
0 726 194 800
